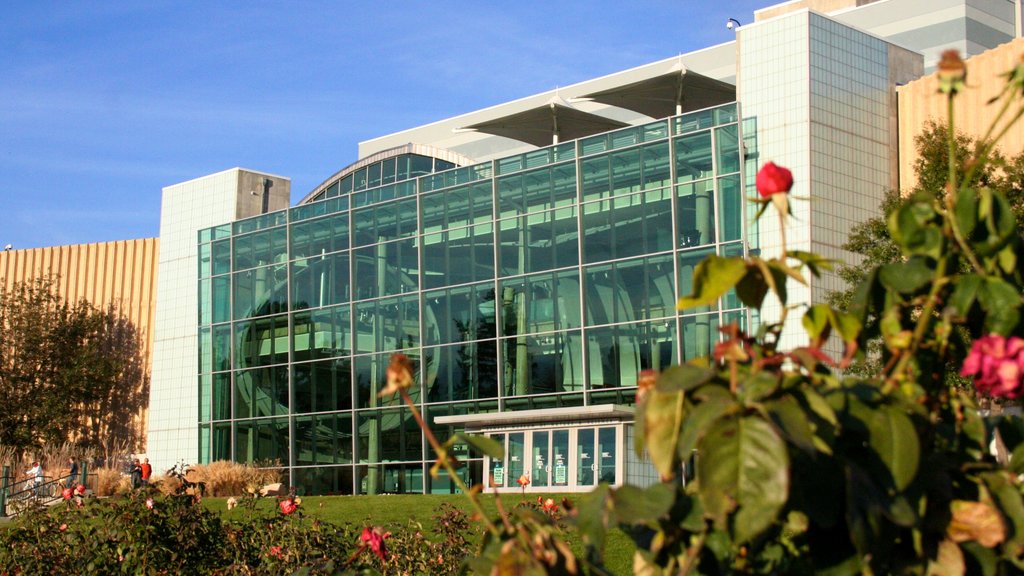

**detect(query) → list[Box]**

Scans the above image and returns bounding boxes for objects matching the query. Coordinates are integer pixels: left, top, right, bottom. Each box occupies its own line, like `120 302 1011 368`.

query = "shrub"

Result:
0 493 476 574
93 466 128 496
186 460 282 497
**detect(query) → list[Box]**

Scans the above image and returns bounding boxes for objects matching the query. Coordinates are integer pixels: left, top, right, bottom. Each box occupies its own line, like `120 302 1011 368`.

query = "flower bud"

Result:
755 162 793 198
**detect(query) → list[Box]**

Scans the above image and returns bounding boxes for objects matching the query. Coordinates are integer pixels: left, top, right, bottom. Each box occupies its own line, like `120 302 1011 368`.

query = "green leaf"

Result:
654 364 716 394
573 484 612 556
998 244 1017 275
677 394 735 459
677 255 747 310
698 415 790 543
889 199 943 258
641 388 685 480
954 187 979 237
765 396 817 454
865 405 920 491
753 258 790 306
736 265 770 309
788 250 834 277
978 277 1021 335
960 541 998 576
978 188 1017 254
612 483 676 525
802 304 831 342
948 274 981 318
739 371 779 403
454 433 504 460
878 257 934 295
832 310 861 344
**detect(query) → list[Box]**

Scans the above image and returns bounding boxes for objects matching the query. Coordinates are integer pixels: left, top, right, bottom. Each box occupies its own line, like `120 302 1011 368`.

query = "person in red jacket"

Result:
140 458 152 486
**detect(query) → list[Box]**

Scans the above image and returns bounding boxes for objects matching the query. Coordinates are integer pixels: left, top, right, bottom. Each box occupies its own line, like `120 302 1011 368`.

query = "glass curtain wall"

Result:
196 104 751 495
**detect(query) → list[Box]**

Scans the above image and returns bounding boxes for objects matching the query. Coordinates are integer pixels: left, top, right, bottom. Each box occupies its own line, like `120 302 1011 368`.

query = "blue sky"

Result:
1 1 766 249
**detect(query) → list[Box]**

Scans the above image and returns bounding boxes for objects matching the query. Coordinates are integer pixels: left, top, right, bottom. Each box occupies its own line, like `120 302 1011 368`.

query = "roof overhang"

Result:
579 63 736 119
460 95 629 148
435 404 634 429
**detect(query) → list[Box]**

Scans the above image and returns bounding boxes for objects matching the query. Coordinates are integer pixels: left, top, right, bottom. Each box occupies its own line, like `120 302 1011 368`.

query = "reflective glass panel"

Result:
421 224 494 289
422 341 499 402
291 358 352 413
234 365 289 418
677 180 716 249
354 295 420 355
294 413 353 465
584 255 676 323
422 283 497 347
498 207 578 276
675 131 713 183
499 270 582 337
234 418 289 463
234 314 289 369
501 330 584 395
585 321 677 388
582 188 673 264
290 212 348 259
681 313 719 362
292 306 351 362
233 265 288 320
290 251 349 310
353 238 419 300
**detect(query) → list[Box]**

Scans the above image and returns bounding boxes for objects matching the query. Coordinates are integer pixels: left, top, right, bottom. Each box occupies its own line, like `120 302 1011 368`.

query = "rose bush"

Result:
0 493 476 574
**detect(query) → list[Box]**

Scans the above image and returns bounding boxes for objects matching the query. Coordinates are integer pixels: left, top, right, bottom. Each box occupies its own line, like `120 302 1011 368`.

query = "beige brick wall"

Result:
898 38 1024 191
0 238 159 445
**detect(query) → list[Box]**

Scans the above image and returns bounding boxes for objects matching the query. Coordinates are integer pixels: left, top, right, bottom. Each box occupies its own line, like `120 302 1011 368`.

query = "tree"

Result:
0 277 148 455
828 121 1024 375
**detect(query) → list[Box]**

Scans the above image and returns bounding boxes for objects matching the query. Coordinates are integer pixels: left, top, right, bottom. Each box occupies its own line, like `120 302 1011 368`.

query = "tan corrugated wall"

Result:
0 238 159 445
898 38 1024 191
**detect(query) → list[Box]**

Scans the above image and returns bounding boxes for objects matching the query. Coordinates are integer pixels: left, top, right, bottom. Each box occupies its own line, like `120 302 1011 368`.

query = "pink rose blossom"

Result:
145 498 155 510
360 526 390 561
961 334 1024 398
279 498 297 515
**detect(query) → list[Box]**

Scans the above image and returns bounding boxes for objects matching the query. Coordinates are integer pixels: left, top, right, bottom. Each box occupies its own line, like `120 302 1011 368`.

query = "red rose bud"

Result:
756 162 793 198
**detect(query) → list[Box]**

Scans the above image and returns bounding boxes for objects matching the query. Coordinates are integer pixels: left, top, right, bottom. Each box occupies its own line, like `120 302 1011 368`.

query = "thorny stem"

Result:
947 91 958 196
959 84 1021 193
399 388 499 536
885 257 949 390
680 532 707 575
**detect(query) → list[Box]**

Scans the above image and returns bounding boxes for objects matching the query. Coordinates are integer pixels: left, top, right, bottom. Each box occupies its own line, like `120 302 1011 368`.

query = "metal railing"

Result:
0 465 96 517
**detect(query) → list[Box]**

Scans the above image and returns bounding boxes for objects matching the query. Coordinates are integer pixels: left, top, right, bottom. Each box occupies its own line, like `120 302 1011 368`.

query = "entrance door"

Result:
486 425 619 491
551 429 569 488
531 431 549 487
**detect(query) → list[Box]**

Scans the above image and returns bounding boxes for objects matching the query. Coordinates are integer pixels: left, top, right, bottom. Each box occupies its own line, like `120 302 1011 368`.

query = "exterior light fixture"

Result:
726 18 741 30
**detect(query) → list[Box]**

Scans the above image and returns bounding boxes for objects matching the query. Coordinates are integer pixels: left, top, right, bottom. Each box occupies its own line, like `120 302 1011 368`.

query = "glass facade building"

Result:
196 103 753 494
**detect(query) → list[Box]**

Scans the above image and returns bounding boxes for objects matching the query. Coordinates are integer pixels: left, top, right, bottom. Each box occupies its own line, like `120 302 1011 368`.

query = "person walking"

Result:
25 461 42 497
140 458 152 486
67 456 79 489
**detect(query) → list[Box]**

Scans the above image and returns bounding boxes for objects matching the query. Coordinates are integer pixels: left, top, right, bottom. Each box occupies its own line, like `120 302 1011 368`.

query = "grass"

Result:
204 493 637 574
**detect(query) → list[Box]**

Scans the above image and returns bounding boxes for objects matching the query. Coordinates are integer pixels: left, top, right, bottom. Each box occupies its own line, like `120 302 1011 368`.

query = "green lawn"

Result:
204 493 636 574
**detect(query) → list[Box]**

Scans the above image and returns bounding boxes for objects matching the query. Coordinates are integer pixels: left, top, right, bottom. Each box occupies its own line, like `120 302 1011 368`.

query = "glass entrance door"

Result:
486 425 619 492
531 431 549 487
551 429 569 488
